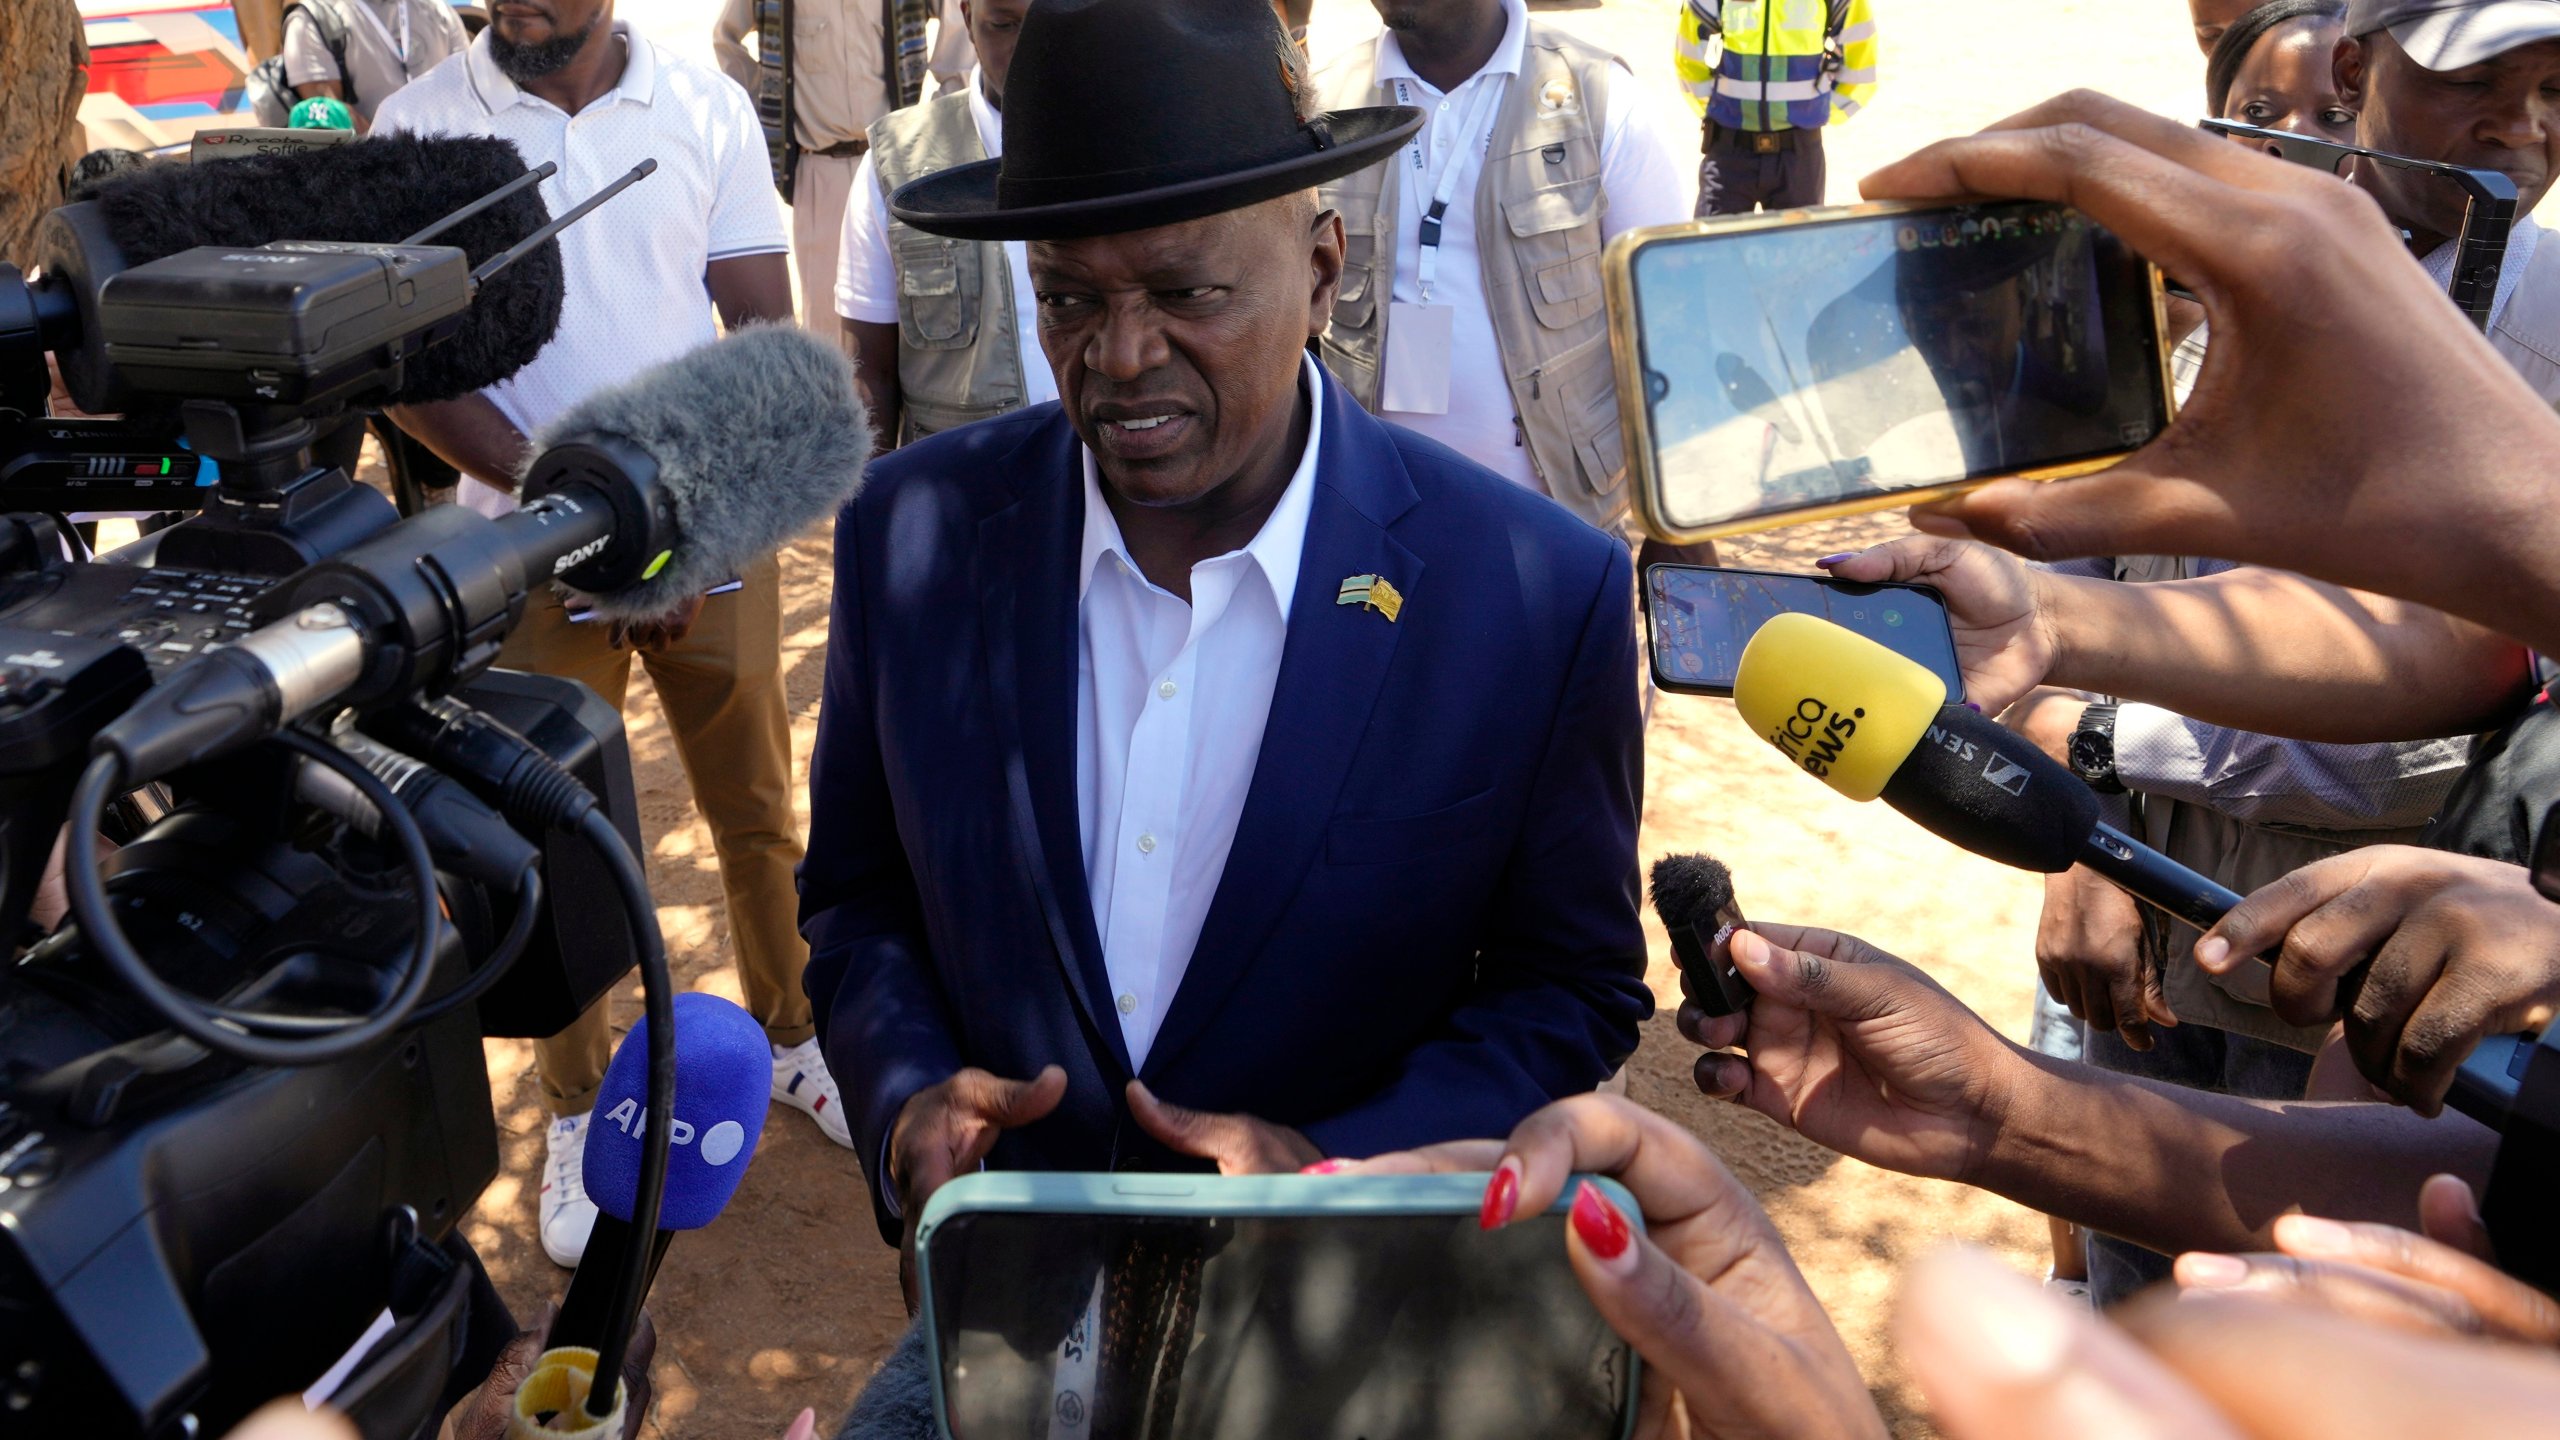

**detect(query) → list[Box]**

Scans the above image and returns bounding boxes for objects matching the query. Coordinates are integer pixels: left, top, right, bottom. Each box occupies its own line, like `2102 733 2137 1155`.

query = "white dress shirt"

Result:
834 67 1055 408
1366 0 1696 492
372 23 790 514
1074 354 1325 1069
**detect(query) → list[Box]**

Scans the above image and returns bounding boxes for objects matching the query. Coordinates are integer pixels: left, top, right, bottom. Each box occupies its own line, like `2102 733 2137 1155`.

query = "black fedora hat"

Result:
889 0 1423 241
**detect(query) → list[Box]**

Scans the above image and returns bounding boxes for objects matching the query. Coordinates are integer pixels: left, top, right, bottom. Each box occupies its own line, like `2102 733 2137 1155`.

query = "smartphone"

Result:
1647 563 1960 700
914 1172 1642 1440
2198 120 2516 334
1604 199 2175 543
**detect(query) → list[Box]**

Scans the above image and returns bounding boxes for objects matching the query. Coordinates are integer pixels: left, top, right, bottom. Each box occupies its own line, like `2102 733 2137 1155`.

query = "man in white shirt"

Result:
834 0 1047 450
280 0 469 129
372 0 850 1270
1313 0 1713 567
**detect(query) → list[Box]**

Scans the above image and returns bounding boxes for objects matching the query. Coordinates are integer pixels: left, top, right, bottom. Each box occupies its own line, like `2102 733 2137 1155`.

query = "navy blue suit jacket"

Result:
800 378 1651 1240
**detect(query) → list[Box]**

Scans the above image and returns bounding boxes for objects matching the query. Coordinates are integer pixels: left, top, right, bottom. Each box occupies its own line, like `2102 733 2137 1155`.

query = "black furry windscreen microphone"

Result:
529 324 873 623
81 134 561 401
1649 853 1753 1018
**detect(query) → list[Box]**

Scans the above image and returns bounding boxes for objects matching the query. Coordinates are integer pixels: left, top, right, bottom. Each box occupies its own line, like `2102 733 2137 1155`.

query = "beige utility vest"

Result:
869 92 1028 442
1315 28 1629 530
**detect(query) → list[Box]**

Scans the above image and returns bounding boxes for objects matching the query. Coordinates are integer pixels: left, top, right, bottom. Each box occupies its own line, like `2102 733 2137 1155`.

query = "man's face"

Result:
2192 0 2258 56
2342 31 2560 240
1371 0 1468 34
1030 198 1343 510
2221 16 2357 143
489 0 608 77
963 0 1028 99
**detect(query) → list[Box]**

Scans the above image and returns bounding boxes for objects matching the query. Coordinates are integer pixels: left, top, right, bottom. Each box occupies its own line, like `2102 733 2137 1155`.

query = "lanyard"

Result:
346 0 411 72
1393 73 1508 303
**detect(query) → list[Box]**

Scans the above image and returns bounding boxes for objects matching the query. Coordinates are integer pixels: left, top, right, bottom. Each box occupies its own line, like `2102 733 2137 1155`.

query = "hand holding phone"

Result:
1354 1095 1889 1440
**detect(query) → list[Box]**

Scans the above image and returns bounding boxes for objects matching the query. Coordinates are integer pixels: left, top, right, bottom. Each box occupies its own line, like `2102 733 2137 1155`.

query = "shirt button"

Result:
1118 993 1138 1015
1136 833 1157 854
1158 679 1178 700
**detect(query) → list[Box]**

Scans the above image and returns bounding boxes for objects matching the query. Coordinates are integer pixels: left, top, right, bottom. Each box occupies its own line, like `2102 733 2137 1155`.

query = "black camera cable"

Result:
62 727 443 1065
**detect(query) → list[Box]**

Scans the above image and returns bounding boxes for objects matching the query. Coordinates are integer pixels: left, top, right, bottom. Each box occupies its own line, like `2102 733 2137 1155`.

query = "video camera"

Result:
0 150 685 1440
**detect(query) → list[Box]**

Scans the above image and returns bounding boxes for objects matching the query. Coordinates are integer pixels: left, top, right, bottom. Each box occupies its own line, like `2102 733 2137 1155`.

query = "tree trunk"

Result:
0 0 88 270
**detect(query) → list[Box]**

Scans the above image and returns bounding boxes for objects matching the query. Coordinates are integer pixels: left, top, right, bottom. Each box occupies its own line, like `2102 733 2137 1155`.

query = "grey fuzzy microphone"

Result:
526 323 873 625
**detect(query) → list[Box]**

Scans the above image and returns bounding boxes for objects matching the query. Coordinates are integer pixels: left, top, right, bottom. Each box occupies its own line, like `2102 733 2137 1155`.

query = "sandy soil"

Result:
438 3 2208 1435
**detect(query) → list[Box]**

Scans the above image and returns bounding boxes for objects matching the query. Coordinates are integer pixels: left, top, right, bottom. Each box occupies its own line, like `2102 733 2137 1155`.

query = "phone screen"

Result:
925 1209 1630 1440
1648 565 1961 699
1625 200 2169 535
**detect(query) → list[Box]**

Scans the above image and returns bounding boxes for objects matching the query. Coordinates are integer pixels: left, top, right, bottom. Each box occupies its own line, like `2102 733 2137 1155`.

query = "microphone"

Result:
46 133 565 407
1651 853 1753 1017
1728 614 2559 1130
540 991 771 1430
89 324 870 783
1731 612 2248 929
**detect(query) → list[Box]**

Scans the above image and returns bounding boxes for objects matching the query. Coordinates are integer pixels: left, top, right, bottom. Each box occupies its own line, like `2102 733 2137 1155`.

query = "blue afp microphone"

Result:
536 992 770 1431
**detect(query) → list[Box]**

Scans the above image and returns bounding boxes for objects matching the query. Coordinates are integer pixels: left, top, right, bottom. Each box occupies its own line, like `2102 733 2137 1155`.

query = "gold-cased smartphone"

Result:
1603 199 2176 544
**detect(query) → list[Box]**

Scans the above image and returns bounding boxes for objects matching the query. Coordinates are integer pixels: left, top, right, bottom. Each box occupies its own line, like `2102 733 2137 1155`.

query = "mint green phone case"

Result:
914 1171 1643 1440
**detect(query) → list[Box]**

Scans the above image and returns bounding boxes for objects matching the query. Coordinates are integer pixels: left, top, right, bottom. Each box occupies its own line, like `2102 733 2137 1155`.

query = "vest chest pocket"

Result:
1503 174 1606 331
894 233 983 350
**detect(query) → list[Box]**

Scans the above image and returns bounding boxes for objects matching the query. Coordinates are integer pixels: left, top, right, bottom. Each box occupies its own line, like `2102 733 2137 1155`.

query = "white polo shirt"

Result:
373 23 790 514
834 67 1054 408
1361 0 1695 493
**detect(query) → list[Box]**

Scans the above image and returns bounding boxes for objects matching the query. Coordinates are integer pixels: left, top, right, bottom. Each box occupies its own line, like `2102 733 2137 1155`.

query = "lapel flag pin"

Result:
1336 574 1404 622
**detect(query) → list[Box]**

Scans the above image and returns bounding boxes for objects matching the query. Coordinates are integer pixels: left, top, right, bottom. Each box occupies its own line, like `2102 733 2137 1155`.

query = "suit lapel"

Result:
977 417 1132 1079
1144 386 1424 1078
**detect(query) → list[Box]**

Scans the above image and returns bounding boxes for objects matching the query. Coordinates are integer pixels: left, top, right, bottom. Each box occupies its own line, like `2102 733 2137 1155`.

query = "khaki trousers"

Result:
510 553 812 1116
789 150 863 339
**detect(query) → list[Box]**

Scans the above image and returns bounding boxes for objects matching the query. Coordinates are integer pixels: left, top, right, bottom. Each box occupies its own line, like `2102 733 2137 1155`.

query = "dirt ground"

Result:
436 2 2208 1435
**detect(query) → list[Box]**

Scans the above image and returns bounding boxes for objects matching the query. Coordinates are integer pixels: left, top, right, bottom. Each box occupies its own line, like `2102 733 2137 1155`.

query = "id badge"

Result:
1381 301 1456 414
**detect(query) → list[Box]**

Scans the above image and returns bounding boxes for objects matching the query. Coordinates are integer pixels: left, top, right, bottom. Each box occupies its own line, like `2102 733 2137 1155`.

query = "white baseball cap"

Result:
2347 0 2560 70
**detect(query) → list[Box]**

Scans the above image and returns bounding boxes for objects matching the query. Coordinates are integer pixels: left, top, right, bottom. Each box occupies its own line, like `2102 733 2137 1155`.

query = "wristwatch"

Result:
2067 703 2126 793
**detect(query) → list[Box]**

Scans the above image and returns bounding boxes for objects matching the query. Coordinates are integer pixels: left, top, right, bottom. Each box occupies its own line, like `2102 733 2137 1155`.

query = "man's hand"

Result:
1683 925 2031 1186
890 1065 1067 1312
1354 1095 1886 1440
2172 1176 2560 1347
1820 538 2057 714
2038 865 2175 1049
609 592 708 652
890 1065 1068 1217
1125 1080 1319 1174
2196 848 2560 1113
1856 92 2560 660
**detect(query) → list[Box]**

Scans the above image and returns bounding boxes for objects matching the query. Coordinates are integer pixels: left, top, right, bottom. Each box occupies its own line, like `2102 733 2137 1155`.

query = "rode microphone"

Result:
539 992 771 1432
1651 853 1752 1017
89 324 871 784
35 133 568 410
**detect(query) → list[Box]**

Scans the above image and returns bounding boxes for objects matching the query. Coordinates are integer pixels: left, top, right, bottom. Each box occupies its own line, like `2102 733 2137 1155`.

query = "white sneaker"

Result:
772 1037 854 1149
540 1110 599 1267
2044 1269 2095 1308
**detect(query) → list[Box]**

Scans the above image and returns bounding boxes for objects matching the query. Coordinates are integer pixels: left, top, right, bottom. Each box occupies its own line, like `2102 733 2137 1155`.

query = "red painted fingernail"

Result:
1300 1158 1351 1175
1480 1162 1520 1230
1570 1180 1631 1262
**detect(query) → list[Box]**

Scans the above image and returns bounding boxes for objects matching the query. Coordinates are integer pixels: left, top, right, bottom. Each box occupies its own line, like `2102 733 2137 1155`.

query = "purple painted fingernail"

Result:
1963 701 1982 713
1817 553 1856 566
